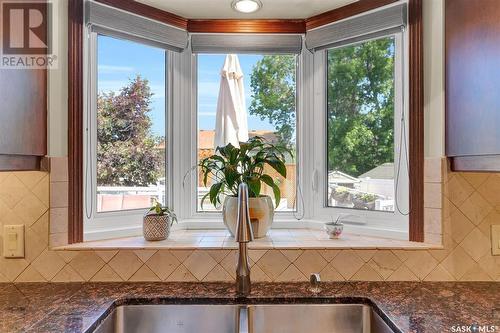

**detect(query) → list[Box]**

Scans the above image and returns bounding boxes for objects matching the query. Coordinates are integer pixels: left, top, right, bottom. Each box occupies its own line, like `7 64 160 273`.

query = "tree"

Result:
327 37 395 177
249 55 296 148
249 38 395 177
97 76 164 186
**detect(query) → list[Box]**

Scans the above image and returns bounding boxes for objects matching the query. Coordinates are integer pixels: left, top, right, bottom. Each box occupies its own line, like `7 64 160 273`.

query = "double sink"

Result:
94 303 395 333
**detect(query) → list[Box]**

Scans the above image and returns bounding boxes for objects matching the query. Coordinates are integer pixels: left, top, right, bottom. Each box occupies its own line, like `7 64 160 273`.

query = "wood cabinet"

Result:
446 0 500 171
0 0 47 171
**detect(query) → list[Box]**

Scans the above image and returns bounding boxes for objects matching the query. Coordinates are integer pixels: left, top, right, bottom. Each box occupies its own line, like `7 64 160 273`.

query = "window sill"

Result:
53 229 442 251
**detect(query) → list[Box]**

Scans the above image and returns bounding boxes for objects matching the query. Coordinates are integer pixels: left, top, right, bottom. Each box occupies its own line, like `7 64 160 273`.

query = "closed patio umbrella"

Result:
214 54 249 149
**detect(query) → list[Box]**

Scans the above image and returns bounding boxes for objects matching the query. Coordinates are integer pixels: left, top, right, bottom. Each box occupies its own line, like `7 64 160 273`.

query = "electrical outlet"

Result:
3 225 24 258
492 225 500 256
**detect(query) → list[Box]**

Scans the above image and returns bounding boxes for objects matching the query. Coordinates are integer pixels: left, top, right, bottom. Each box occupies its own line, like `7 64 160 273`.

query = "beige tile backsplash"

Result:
0 157 498 282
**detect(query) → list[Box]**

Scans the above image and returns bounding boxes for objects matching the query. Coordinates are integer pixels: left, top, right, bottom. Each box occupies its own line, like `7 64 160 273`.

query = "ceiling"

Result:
135 0 359 19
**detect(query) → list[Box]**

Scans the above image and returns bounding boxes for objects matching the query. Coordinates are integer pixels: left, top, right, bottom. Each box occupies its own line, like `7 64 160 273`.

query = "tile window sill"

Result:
52 229 442 251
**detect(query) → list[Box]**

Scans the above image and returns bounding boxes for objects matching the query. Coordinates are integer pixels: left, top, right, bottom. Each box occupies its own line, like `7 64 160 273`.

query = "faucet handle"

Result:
309 273 321 293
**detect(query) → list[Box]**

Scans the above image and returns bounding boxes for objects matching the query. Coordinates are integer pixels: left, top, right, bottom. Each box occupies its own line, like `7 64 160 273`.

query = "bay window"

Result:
80 1 415 242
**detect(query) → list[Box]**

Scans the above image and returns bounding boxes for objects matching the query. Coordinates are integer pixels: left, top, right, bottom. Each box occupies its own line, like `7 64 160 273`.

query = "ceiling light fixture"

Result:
231 0 263 14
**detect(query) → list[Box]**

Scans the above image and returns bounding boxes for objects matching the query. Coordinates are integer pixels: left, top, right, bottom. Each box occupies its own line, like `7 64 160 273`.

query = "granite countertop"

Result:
0 282 498 333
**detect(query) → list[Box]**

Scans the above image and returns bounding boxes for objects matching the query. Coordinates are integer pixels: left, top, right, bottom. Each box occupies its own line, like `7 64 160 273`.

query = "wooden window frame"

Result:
68 0 423 243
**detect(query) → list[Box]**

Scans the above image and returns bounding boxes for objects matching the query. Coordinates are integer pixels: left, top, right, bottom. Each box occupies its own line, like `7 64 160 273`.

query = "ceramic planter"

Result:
324 222 344 239
223 195 274 238
143 214 171 241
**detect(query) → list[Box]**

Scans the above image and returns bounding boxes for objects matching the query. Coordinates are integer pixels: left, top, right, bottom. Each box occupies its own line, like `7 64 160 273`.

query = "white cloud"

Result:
198 81 221 95
98 65 135 74
98 81 165 99
198 112 217 117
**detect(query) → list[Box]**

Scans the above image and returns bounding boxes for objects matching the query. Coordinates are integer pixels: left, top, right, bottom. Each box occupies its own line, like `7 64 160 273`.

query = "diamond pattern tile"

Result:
1 159 499 282
367 250 402 279
441 246 476 280
293 250 327 275
69 251 106 281
145 250 181 280
31 250 65 280
108 251 143 280
91 265 122 282
255 250 290 280
460 228 491 262
458 192 492 226
183 250 217 280
330 250 364 280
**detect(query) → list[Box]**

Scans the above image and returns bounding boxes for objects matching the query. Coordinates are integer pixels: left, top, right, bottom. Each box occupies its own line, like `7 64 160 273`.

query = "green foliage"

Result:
97 76 164 186
199 136 292 208
327 37 395 177
249 55 296 148
148 202 177 225
249 38 395 178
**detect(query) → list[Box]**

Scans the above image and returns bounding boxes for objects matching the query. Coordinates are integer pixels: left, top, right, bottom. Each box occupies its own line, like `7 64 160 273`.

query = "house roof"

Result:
358 163 394 180
328 170 360 184
198 130 279 150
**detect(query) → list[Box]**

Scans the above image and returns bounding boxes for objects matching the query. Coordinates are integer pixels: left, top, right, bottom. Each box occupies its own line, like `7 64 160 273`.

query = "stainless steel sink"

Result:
248 304 394 333
93 304 394 333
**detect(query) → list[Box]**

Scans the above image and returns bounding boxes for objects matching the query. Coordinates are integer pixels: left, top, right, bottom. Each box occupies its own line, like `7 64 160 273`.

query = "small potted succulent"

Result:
324 216 344 239
199 136 292 238
143 202 177 241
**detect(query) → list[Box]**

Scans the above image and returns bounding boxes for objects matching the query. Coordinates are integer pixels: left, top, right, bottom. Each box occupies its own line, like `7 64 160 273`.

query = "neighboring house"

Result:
356 162 394 198
328 170 360 189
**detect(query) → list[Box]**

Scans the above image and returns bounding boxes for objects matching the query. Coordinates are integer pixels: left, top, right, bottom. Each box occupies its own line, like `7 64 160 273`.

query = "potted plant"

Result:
143 202 177 241
324 216 344 239
352 193 377 210
331 186 351 204
199 136 292 238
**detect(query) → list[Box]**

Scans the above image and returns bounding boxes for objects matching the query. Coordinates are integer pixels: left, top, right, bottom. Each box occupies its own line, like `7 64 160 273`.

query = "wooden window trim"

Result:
68 0 84 243
187 19 306 34
305 0 398 30
408 0 424 242
68 0 424 243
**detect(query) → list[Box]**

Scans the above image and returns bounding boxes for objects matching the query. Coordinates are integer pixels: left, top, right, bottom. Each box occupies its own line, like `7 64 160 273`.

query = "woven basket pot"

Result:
143 214 171 241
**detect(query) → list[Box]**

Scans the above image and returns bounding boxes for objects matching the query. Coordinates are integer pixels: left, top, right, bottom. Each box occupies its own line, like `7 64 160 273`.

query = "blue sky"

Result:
97 35 274 136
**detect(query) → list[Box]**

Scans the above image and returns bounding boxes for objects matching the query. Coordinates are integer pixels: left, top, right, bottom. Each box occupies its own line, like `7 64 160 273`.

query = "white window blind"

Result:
306 3 407 51
191 34 303 54
85 1 188 52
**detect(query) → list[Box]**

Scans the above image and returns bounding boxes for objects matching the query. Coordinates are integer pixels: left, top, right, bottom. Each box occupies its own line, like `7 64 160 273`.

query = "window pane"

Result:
197 54 297 212
327 37 396 212
96 35 166 213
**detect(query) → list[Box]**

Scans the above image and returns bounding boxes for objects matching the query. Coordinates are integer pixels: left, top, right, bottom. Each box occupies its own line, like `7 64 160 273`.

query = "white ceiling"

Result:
136 0 358 19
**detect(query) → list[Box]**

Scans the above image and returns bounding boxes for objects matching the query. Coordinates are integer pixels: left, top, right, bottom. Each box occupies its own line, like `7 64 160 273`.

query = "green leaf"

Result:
260 175 281 207
209 182 223 207
224 166 238 188
246 177 261 197
200 192 210 209
265 157 287 178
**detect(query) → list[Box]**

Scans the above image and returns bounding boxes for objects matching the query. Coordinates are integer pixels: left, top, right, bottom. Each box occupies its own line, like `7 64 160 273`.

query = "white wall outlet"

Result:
492 225 500 256
3 225 25 258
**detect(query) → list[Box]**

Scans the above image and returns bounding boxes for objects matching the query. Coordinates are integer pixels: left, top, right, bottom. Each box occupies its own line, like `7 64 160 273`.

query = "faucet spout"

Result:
235 183 254 296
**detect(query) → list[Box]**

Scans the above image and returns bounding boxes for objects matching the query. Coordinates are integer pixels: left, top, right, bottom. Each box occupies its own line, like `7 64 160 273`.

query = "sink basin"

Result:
248 304 394 333
93 304 241 333
93 304 394 333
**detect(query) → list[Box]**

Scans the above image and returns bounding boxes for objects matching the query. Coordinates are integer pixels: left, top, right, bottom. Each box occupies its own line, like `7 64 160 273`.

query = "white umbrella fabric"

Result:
214 54 249 149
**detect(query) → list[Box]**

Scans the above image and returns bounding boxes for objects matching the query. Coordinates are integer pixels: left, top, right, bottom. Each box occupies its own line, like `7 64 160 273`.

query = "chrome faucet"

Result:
235 182 254 296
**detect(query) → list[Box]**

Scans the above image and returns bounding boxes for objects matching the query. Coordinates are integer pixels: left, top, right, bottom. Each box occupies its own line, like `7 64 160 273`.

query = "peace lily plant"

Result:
199 136 292 238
